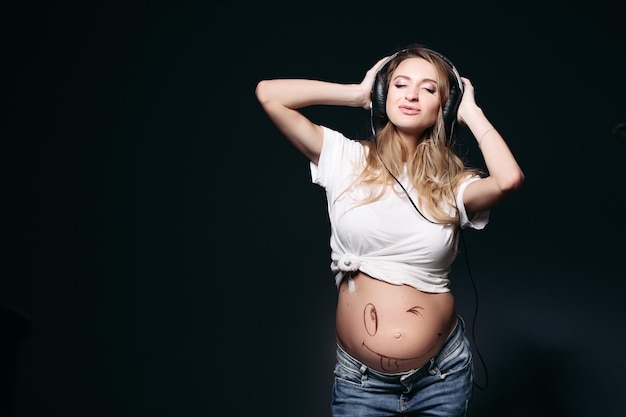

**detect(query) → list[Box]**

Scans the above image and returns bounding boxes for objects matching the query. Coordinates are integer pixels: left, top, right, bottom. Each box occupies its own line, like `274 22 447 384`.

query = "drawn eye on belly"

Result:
363 303 378 336
407 306 424 317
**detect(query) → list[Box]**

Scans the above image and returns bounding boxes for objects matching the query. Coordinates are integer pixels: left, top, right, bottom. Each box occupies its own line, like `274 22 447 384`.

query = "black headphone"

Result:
370 47 464 142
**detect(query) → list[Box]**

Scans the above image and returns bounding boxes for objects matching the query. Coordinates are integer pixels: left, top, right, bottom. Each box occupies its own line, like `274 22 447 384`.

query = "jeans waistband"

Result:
336 315 466 383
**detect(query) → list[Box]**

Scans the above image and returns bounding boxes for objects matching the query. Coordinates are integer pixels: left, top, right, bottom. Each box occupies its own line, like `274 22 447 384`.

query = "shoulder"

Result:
320 126 367 158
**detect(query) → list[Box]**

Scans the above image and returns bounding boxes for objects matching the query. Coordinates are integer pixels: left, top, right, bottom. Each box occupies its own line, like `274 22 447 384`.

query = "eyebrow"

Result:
392 75 438 85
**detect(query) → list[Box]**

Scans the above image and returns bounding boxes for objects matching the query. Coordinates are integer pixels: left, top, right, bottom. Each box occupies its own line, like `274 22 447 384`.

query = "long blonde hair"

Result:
346 46 484 225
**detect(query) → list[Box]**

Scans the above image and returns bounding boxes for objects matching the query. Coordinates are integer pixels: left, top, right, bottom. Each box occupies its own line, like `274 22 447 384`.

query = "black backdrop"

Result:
2 1 625 416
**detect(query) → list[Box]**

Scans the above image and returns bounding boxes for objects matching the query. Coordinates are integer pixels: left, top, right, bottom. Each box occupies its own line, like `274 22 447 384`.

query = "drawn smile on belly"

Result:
361 340 440 372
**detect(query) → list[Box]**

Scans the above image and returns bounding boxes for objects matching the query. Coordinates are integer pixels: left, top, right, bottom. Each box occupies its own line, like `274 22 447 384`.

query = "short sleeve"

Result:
310 126 338 187
310 126 364 189
456 176 490 230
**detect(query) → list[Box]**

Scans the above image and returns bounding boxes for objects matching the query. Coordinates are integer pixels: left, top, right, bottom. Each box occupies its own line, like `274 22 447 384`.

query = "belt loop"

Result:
428 357 438 376
359 364 368 384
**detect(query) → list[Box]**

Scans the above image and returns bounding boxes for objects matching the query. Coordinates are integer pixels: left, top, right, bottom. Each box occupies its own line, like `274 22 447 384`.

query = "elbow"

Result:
255 80 265 103
255 80 271 105
500 169 525 194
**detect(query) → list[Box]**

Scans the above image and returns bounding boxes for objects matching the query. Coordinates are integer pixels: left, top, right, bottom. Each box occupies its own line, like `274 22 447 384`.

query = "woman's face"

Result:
385 57 441 137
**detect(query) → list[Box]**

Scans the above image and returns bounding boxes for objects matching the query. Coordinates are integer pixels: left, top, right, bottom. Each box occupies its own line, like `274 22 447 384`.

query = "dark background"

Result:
2 1 625 416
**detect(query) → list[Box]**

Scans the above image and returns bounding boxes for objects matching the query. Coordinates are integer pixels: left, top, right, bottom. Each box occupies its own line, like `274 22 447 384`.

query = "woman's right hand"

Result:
359 56 390 110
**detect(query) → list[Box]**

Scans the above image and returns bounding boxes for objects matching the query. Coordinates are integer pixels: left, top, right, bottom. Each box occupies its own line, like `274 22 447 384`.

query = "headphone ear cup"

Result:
370 52 401 136
370 64 389 135
428 49 463 143
442 80 463 141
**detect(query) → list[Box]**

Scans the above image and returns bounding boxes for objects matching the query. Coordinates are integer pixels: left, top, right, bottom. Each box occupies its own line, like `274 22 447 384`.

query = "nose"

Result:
405 88 418 101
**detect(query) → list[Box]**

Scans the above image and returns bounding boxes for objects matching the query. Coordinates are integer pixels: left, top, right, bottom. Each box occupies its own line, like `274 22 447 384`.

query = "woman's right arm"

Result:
255 58 387 164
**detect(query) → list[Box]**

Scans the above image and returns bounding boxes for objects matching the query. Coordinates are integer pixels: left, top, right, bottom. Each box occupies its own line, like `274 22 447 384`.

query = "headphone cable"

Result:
459 229 489 390
376 146 489 390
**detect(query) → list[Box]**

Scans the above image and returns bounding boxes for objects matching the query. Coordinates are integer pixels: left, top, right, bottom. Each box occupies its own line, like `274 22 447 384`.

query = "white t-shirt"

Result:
310 126 489 293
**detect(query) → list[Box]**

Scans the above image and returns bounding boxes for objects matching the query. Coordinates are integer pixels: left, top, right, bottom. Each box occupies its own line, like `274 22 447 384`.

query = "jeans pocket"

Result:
431 335 473 380
334 360 364 387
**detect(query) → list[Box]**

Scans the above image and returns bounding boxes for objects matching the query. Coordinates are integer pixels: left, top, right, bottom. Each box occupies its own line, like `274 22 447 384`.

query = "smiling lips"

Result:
399 105 419 115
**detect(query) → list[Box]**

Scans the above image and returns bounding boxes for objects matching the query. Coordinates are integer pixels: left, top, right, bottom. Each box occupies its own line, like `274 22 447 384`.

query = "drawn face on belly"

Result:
361 302 442 372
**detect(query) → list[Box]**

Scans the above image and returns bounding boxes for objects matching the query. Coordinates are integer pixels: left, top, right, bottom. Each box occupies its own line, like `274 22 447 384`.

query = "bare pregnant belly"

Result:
335 272 457 373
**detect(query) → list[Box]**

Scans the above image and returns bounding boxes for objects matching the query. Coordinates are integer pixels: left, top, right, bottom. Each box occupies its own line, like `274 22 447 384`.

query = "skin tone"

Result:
336 273 455 372
361 301 440 372
383 57 441 150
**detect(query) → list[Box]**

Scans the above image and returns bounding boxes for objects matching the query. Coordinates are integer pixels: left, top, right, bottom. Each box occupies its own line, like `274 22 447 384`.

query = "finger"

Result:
373 55 392 72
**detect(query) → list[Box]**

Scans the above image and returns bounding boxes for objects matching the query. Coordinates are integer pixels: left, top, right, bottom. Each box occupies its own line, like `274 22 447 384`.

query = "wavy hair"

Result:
345 45 484 225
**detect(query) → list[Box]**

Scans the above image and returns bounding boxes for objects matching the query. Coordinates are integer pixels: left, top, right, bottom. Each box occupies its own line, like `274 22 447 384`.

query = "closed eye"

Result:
407 306 424 317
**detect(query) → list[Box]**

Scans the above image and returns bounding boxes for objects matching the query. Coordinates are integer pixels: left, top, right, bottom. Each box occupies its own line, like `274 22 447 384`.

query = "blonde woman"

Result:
255 44 524 417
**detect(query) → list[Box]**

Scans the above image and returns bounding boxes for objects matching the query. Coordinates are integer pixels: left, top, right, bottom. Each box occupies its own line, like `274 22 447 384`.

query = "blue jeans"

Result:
332 316 473 417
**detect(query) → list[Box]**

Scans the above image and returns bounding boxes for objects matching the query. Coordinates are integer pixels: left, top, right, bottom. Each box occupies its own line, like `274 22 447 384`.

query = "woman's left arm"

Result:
456 77 525 213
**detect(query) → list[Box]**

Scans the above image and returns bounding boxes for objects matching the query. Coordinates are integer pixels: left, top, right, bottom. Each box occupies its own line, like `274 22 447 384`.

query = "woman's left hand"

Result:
456 77 478 126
